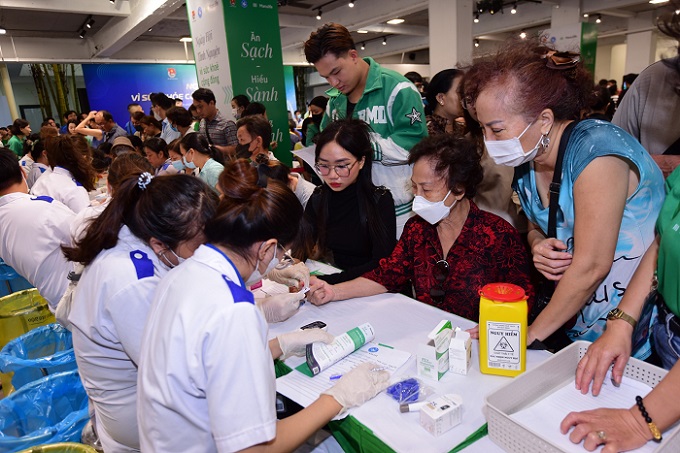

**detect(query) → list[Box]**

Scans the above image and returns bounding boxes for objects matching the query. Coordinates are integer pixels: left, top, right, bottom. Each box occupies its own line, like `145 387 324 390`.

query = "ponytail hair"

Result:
45 135 97 191
180 132 224 165
63 173 219 265
207 159 302 257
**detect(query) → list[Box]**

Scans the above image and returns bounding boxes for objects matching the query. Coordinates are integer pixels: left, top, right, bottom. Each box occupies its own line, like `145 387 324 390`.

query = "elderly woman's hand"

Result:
308 276 334 306
575 320 633 396
531 237 573 281
560 407 650 452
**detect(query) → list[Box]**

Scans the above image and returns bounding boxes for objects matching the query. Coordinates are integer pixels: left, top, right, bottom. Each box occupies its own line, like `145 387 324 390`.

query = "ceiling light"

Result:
148 28 153 32
357 30 368 34
386 18 405 25
0 28 6 35
595 14 602 23
649 0 669 4
676 8 680 14
79 29 86 39
382 37 387 45
474 12 480 23
583 13 589 18
519 30 527 39
360 42 365 50
109 0 115 4
86 17 94 29
511 3 517 14
179 37 193 42
489 8 496 14
474 38 480 48
316 9 322 20
348 1 355 7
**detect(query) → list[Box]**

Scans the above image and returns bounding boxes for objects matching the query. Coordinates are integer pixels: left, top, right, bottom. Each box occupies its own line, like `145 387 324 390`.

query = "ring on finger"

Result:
597 431 606 441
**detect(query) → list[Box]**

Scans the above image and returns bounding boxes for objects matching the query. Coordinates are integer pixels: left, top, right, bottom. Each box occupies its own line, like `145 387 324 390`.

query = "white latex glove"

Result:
322 362 391 411
267 261 310 288
277 328 335 357
255 292 305 323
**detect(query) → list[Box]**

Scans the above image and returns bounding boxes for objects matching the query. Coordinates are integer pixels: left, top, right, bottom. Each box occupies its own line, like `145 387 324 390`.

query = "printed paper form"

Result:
510 372 656 452
276 342 411 409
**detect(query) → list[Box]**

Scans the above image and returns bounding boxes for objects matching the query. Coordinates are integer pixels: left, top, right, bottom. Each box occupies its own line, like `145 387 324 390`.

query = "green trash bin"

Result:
16 442 98 453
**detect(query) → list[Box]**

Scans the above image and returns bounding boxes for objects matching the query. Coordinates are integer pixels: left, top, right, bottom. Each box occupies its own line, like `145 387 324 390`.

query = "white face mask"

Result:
231 108 240 120
159 248 185 270
245 242 280 286
484 122 544 167
153 111 162 122
413 190 456 225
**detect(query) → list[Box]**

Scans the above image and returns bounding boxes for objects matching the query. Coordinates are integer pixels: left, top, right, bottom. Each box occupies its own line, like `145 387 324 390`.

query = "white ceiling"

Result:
0 0 676 64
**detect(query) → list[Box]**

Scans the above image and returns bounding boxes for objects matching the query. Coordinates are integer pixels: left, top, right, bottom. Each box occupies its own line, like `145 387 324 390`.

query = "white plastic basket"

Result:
485 340 680 452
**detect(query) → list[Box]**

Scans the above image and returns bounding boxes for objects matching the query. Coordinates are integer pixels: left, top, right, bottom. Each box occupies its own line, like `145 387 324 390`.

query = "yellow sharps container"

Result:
479 283 527 377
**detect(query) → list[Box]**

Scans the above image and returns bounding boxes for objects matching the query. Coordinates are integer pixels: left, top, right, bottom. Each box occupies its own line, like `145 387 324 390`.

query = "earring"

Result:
540 134 550 149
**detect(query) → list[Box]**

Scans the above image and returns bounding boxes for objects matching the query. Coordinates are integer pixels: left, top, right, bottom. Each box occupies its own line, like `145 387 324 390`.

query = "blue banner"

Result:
82 64 198 126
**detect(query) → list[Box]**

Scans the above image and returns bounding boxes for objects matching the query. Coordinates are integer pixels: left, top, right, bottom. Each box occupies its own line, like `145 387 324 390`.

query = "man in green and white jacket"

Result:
304 23 428 238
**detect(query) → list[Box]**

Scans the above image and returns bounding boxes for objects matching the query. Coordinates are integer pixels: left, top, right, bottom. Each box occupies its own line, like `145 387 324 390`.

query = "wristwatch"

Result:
607 308 637 329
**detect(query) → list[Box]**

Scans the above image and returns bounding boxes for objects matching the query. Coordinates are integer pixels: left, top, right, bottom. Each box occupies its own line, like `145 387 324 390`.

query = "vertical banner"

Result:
223 0 291 164
580 22 598 77
186 1 235 120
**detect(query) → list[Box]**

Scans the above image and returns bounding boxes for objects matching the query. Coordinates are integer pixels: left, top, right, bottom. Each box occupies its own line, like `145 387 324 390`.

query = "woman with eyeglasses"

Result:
300 119 396 284
63 172 219 452
309 134 533 322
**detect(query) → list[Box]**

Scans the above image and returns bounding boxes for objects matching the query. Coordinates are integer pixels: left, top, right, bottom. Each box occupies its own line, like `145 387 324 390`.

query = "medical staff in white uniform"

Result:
30 135 96 213
0 149 75 312
64 172 219 452
138 160 390 453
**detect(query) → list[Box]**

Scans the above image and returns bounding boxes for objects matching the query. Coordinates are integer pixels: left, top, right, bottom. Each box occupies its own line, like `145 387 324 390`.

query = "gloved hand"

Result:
277 328 335 357
267 261 310 288
322 362 391 411
255 292 305 323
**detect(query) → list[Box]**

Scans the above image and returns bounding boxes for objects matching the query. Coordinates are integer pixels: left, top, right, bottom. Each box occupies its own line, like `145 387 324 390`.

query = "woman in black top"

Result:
302 119 396 284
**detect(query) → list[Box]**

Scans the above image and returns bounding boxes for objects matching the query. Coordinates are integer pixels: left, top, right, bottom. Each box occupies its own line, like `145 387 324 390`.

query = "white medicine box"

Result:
417 320 452 381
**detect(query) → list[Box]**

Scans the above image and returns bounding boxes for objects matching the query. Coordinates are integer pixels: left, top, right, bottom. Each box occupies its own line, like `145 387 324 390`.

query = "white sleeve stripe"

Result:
386 82 419 127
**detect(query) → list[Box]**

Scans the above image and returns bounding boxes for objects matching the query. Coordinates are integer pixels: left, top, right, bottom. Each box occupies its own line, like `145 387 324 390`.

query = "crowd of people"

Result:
0 2 679 451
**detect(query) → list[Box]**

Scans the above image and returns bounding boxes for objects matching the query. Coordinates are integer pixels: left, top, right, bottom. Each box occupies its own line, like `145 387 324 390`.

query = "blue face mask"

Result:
183 154 197 170
172 159 185 171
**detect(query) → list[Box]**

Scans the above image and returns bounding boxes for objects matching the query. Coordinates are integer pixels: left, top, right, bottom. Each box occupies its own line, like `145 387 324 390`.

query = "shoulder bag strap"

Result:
547 121 579 238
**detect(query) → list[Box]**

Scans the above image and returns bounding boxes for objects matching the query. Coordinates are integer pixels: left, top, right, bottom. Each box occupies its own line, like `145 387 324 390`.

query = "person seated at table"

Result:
137 160 390 452
143 137 178 176
308 134 533 322
300 119 396 285
64 173 219 452
180 132 224 191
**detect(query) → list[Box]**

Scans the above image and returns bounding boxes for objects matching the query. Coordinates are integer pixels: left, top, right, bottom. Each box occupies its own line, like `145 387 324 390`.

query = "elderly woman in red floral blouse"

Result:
308 134 533 322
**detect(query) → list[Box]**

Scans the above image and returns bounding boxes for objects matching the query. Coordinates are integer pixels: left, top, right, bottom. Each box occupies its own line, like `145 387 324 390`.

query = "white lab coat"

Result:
138 244 276 453
31 166 90 213
69 226 167 452
0 192 75 311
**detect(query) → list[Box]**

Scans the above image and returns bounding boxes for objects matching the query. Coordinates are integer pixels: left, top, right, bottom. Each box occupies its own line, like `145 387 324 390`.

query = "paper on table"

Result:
277 342 411 408
511 371 655 452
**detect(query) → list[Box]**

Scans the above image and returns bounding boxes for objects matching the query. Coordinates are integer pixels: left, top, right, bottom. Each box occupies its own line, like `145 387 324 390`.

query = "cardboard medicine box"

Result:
449 327 472 375
417 320 452 381
420 394 463 437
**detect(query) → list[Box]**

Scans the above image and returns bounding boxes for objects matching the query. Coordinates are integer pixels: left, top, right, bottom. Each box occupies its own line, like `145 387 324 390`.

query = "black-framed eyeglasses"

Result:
315 160 358 177
429 259 450 305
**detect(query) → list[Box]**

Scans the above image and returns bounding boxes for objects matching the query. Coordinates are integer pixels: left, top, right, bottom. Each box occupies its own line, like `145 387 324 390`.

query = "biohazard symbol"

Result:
493 335 514 353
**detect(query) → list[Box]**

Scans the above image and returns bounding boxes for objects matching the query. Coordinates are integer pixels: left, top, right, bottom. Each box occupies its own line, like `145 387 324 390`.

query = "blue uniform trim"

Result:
30 195 54 203
222 275 255 304
161 162 170 171
72 179 83 187
205 243 247 287
39 167 46 173
129 250 155 280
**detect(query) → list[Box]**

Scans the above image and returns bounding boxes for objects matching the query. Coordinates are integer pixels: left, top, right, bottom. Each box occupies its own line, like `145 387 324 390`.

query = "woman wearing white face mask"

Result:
138 160 390 452
63 172 219 452
180 132 224 191
308 134 533 322
469 40 664 354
